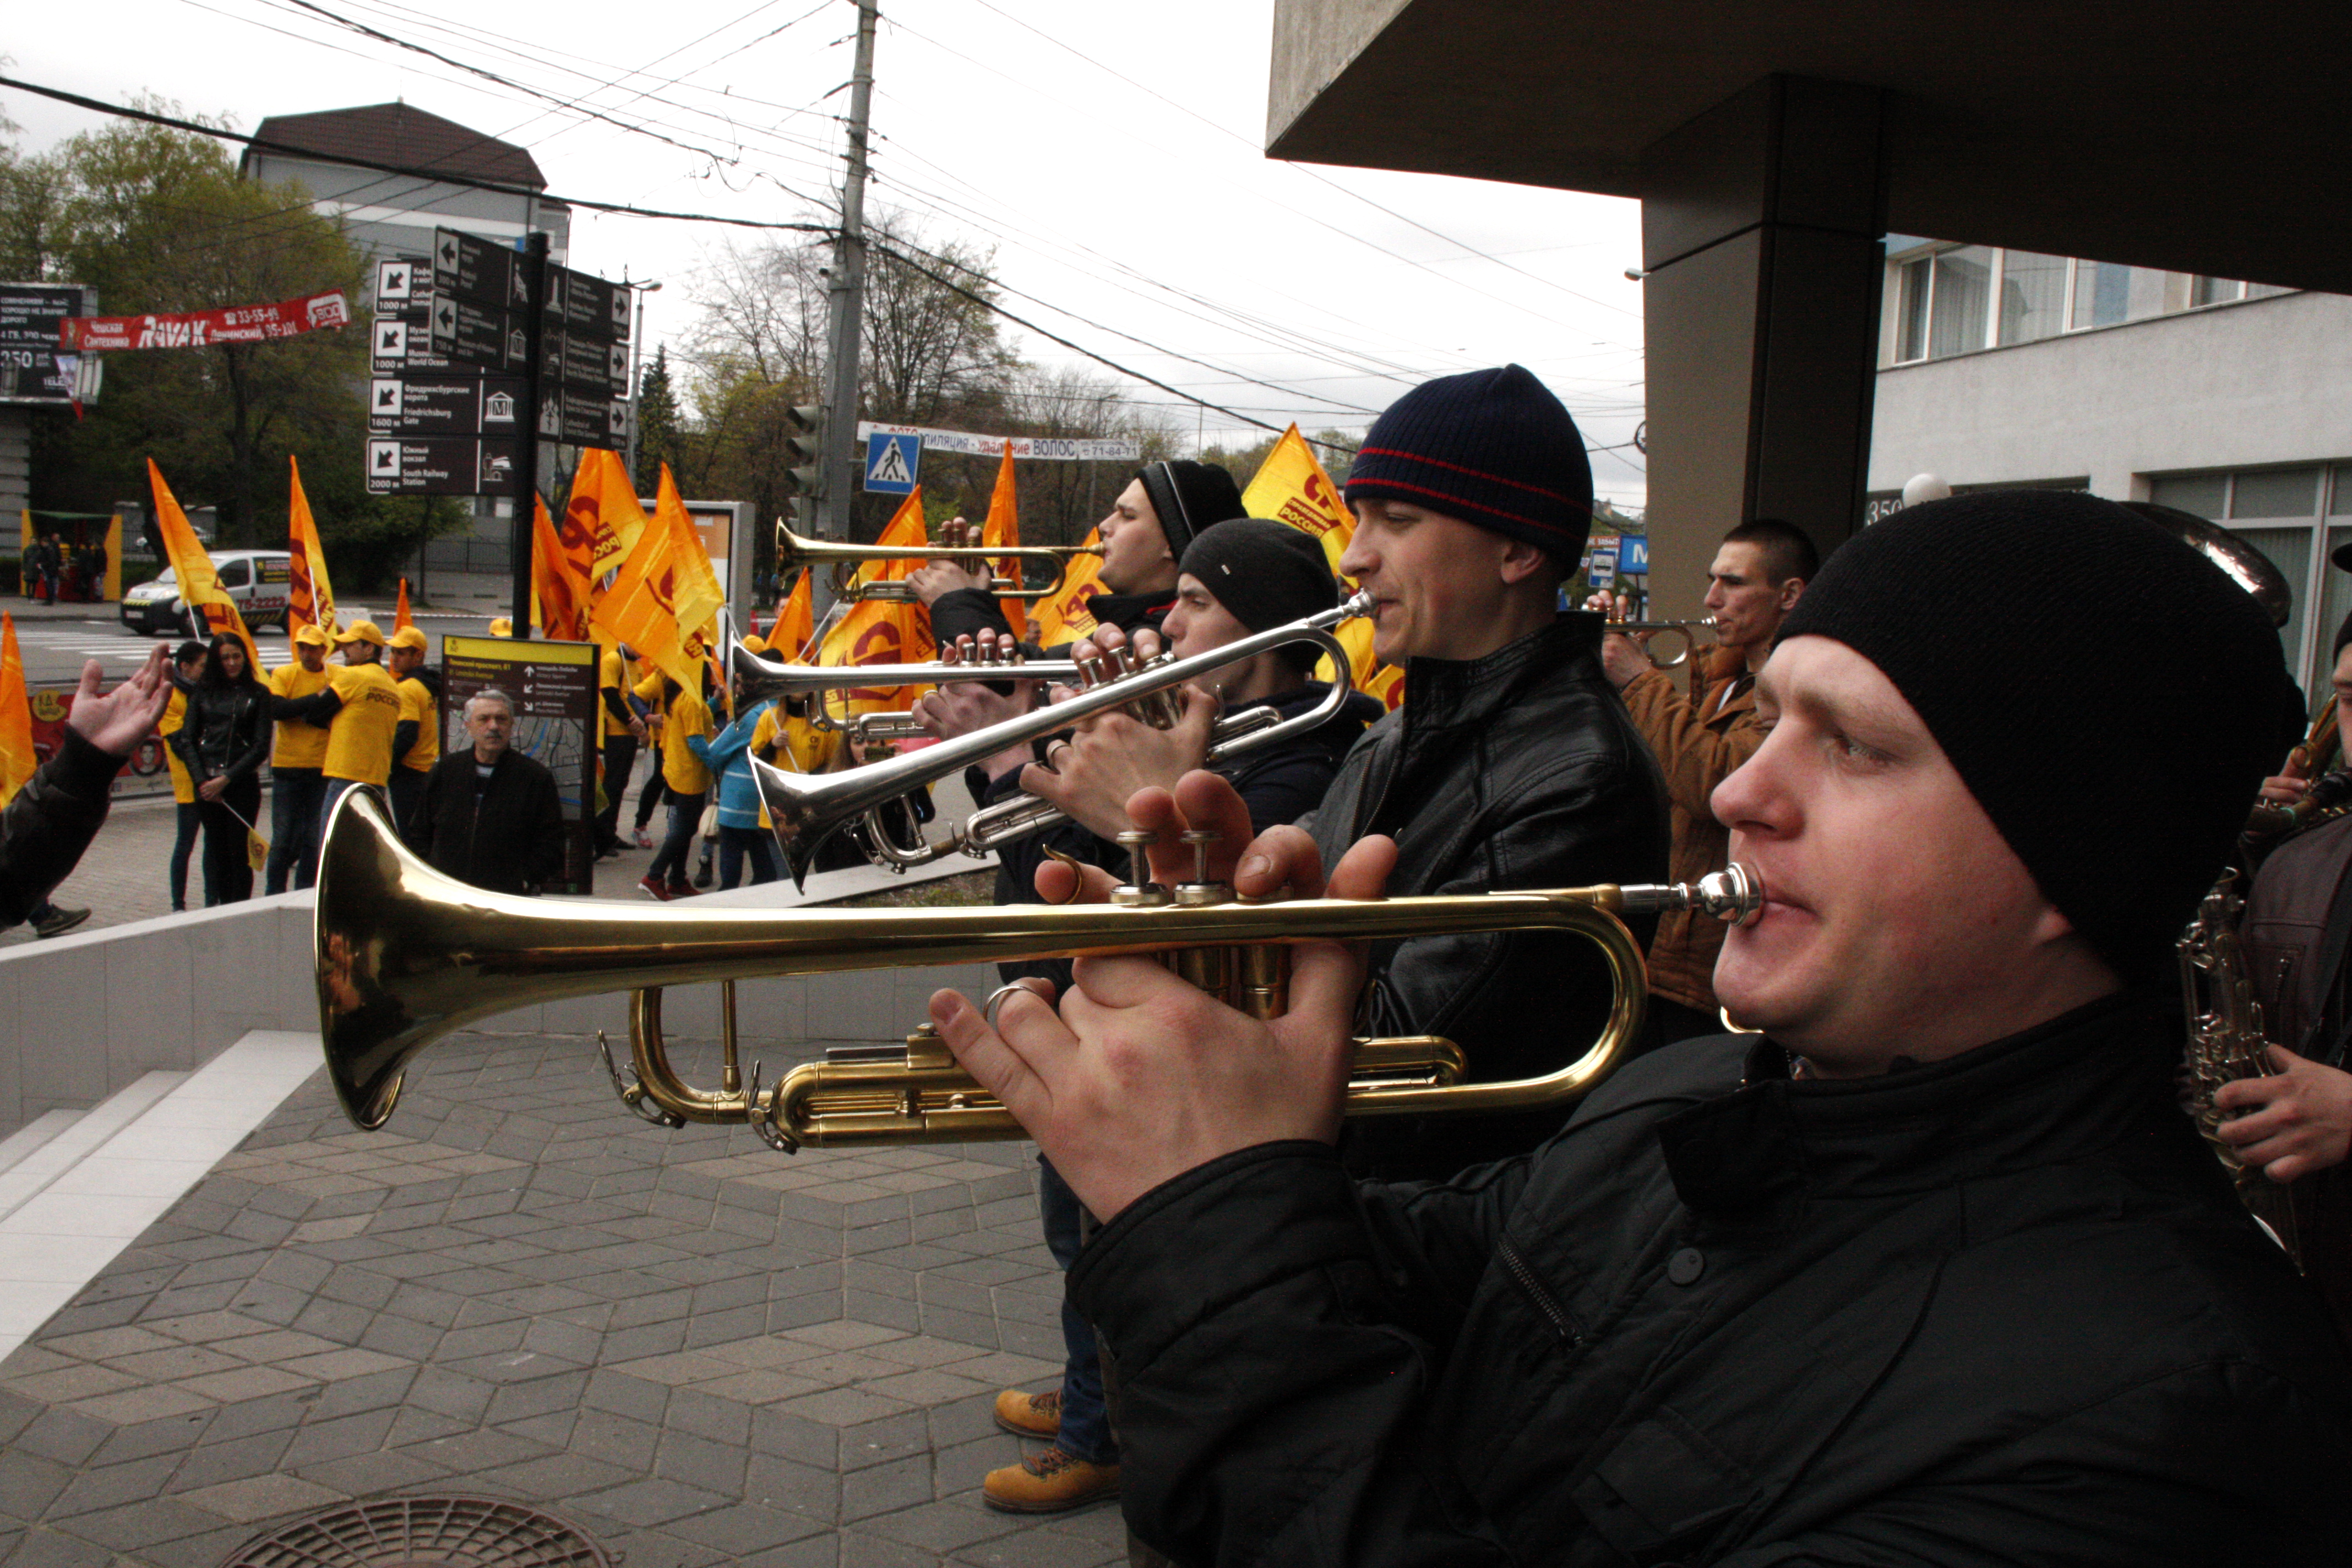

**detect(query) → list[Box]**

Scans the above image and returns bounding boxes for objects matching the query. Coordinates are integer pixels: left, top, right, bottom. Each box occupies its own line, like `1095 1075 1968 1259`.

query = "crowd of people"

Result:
18 530 109 604
11 360 2352 1562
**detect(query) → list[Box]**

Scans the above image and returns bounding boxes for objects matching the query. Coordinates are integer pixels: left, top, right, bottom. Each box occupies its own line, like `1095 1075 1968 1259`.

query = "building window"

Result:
2149 464 2352 706
1996 251 2069 345
1894 246 1996 362
2191 276 2246 307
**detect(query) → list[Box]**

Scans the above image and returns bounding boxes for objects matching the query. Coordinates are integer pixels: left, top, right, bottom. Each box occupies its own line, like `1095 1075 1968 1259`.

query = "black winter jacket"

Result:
168 680 271 785
1072 997 2352 1566
403 748 565 894
1304 612 1670 1177
0 729 125 925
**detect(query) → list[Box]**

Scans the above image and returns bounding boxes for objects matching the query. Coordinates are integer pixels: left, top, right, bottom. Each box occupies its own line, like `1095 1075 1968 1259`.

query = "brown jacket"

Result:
1620 646 1765 1010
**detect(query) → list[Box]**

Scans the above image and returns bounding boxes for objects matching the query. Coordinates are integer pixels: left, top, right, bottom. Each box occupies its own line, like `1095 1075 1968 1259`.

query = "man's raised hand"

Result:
929 769 1396 1219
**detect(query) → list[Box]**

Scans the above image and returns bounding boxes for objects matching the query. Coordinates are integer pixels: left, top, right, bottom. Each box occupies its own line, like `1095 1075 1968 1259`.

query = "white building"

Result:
1869 237 2352 696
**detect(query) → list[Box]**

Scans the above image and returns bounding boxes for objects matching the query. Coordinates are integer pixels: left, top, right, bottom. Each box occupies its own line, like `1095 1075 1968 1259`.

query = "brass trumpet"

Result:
313 787 1762 1151
1607 617 1718 669
728 640 1082 745
778 522 1097 605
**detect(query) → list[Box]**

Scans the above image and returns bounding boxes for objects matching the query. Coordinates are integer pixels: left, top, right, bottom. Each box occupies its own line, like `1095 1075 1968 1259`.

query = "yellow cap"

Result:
292 623 330 648
388 626 428 651
488 617 514 638
741 634 769 655
335 619 386 646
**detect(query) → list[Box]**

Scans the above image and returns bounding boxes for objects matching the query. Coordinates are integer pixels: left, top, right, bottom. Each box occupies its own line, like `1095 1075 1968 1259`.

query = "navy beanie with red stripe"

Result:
1344 365 1593 560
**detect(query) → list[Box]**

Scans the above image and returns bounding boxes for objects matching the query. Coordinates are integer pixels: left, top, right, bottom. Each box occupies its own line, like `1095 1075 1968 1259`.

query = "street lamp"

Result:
623 279 663 481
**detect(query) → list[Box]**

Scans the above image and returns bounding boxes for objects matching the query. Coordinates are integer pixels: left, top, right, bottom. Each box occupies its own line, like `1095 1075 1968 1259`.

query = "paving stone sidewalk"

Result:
0 1028 1120 1568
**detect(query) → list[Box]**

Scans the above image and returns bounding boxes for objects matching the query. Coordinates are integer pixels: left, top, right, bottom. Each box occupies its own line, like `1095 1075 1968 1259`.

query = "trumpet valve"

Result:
1172 829 1231 908
1112 829 1170 908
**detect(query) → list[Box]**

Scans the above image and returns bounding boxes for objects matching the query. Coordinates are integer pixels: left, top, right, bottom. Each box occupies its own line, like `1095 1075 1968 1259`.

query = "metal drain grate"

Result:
222 1496 611 1568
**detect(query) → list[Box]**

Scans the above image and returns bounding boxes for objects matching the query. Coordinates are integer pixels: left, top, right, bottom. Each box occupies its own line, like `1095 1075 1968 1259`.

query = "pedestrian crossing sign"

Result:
863 432 921 496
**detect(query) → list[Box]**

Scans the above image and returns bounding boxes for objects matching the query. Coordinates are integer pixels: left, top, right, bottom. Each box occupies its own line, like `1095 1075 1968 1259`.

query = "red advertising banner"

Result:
59 290 351 352
30 684 175 799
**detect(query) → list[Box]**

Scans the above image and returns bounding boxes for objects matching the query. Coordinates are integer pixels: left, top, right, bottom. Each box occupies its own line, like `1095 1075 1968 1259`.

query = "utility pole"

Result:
818 0 878 541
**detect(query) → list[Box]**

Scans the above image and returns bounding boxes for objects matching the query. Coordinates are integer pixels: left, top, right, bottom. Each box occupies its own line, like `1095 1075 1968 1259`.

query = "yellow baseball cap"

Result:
488 617 514 638
335 619 386 646
741 634 769 655
388 626 428 651
292 623 330 648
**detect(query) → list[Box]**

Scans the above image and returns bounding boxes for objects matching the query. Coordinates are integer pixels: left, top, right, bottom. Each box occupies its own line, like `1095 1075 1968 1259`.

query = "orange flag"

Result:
395 579 415 633
0 615 35 806
1030 527 1106 648
146 460 258 671
771 568 816 663
980 440 1022 614
1242 424 1402 709
591 464 724 693
531 495 590 640
568 447 650 586
286 455 337 638
817 490 935 717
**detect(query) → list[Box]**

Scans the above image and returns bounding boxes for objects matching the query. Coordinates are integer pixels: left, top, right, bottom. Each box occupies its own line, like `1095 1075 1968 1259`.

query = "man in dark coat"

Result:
1306 365 1670 1179
404 688 564 895
931 492 2352 1565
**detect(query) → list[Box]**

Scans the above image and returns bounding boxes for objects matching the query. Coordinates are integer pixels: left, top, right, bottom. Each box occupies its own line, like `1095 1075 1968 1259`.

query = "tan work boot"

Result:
992 1387 1061 1440
982 1446 1120 1513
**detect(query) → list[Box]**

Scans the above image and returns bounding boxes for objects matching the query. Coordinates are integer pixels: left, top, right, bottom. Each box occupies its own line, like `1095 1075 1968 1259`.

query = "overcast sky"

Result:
4 0 1650 505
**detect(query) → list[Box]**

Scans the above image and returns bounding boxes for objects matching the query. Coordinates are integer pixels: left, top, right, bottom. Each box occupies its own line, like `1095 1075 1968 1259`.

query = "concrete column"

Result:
1637 77 1887 614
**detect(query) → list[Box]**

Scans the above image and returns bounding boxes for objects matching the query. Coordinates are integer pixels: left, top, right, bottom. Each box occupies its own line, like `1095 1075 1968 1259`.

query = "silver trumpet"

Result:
1608 617 1718 669
730 641 1082 742
753 592 1372 884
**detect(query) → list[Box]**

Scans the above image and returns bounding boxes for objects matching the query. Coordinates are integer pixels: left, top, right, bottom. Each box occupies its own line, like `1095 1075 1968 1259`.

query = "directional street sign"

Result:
547 268 627 340
425 291 517 373
373 257 417 309
431 227 515 309
863 432 921 496
540 386 627 446
366 435 522 496
368 375 524 437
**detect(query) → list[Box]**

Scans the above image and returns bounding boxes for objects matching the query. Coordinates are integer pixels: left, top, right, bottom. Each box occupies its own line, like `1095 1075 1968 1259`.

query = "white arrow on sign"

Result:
437 232 458 270
372 379 401 414
375 322 407 358
433 300 456 335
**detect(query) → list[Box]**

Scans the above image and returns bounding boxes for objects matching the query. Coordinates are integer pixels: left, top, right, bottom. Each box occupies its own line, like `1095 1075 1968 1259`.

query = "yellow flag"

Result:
531 495 591 641
147 460 258 671
286 455 337 638
1030 527 1104 648
569 448 649 586
1242 425 1402 710
817 491 935 716
654 466 725 655
0 614 35 806
771 567 816 664
591 465 721 693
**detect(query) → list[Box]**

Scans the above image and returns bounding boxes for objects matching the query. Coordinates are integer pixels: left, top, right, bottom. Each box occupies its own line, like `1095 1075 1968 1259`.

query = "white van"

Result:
121 550 295 636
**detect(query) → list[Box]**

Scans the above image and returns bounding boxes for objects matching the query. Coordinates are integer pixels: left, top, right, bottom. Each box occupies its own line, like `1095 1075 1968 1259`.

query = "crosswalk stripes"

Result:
10 624 295 666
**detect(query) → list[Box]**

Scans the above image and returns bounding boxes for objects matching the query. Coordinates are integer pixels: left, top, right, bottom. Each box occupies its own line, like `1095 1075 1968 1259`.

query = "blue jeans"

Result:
717 825 778 888
318 776 366 847
647 790 706 885
1038 1156 1115 1463
266 767 325 894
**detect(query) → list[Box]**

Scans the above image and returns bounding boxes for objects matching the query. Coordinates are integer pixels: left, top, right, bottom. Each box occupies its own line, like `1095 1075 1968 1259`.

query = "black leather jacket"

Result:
1071 999 2352 1567
1303 612 1670 1178
168 680 271 785
0 729 124 925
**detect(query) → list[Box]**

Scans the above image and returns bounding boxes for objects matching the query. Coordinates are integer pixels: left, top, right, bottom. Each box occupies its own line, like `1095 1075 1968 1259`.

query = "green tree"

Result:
631 345 683 493
4 104 402 561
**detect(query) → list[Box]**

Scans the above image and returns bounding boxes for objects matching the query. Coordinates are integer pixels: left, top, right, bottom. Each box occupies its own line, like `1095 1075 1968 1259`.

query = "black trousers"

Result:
597 734 638 848
198 775 262 905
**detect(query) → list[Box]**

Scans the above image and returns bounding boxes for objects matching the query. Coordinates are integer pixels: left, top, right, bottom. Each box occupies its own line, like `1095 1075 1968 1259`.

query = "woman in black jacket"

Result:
167 635 270 904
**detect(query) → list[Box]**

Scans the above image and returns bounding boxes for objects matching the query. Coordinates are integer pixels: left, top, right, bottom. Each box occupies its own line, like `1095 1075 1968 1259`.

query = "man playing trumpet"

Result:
932 491 2350 1564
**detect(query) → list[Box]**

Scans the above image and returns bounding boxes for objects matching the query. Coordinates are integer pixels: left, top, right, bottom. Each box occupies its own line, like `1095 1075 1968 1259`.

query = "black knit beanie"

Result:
1136 460 1244 559
2334 608 2352 665
1776 490 2299 989
1180 518 1340 670
1345 365 1593 559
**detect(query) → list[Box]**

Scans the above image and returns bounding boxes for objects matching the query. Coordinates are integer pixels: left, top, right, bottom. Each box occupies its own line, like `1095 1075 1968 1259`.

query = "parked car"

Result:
120 551 295 636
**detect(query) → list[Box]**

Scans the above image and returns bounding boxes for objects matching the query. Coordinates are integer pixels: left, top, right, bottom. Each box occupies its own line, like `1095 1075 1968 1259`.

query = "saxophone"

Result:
2177 871 2302 1265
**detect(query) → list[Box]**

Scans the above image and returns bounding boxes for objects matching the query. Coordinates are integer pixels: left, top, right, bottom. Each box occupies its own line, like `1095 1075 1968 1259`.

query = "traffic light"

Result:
783 403 824 497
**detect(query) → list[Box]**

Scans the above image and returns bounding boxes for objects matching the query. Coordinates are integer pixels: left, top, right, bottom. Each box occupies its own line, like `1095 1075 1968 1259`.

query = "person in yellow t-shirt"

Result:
387 625 442 834
630 664 670 848
264 623 334 893
750 695 841 776
595 641 648 857
160 639 209 910
285 619 407 841
639 672 712 900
